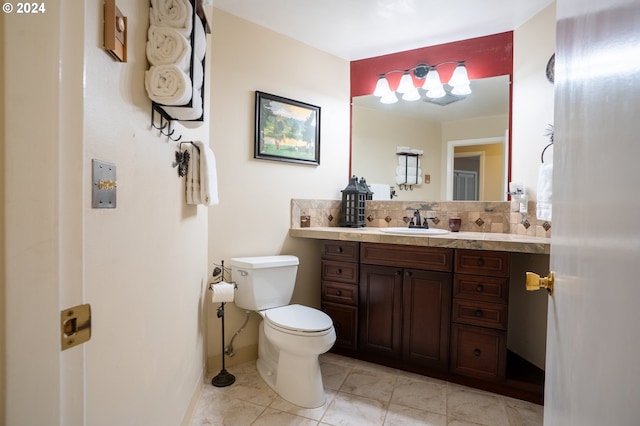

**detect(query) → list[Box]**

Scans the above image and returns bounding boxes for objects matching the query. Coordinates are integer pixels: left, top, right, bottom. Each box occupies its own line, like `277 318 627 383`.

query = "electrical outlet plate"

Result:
92 159 117 208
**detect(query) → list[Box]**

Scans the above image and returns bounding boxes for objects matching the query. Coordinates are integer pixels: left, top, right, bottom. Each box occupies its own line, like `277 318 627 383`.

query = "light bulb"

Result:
380 91 398 104
451 84 472 96
396 72 415 94
373 76 391 97
449 63 470 87
402 88 420 101
422 68 442 91
426 86 446 99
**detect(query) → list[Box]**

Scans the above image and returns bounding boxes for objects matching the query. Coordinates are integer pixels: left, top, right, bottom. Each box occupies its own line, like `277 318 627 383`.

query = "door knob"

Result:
526 271 554 295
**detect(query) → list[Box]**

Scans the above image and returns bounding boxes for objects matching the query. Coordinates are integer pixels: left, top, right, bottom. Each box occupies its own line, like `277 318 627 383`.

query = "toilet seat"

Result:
262 304 333 335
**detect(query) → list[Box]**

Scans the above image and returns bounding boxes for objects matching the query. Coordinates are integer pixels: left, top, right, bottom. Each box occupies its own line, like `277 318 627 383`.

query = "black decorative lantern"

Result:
340 175 367 227
358 177 373 200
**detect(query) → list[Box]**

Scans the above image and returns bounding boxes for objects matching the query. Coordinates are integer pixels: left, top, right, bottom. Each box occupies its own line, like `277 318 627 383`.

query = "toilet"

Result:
229 255 336 408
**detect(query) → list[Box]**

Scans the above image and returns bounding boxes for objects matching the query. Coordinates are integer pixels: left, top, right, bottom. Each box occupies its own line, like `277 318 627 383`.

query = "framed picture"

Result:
254 91 320 165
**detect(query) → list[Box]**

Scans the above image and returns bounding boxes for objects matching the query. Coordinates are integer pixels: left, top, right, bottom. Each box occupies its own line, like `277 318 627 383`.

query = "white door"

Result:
544 1 640 424
4 3 86 425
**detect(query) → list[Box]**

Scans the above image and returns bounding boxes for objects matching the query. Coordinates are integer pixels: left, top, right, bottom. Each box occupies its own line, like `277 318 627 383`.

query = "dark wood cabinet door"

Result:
322 302 358 351
402 269 452 370
358 264 403 359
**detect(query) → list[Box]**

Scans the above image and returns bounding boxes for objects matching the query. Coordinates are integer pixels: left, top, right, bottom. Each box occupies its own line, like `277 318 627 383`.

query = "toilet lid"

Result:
264 304 333 333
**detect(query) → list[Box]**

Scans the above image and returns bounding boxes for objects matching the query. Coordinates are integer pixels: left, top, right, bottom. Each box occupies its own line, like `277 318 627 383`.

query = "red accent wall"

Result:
351 32 513 97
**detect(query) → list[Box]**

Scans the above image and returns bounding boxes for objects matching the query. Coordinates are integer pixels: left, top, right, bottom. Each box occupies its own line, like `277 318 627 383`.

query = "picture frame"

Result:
254 91 320 165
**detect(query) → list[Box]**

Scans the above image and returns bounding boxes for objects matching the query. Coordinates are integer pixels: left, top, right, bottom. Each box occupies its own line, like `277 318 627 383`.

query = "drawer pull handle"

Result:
477 258 485 266
335 290 342 296
475 309 483 318
476 284 484 293
474 349 482 357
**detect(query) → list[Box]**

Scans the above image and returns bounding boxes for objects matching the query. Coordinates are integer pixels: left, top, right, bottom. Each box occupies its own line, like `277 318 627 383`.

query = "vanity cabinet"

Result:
359 243 453 370
320 241 359 351
451 249 510 381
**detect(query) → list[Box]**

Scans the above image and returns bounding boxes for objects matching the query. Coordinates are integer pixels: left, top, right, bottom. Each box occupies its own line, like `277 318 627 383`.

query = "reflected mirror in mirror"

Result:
351 75 510 201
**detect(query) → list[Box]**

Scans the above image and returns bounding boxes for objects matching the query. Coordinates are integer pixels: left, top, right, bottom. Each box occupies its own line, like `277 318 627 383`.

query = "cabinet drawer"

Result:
451 324 506 381
322 281 358 306
322 302 357 350
321 260 358 284
321 240 359 262
454 274 509 304
454 249 510 277
361 243 453 272
452 299 508 330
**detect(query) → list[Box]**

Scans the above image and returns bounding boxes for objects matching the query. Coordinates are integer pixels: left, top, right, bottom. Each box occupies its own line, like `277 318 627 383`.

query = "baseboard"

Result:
180 371 204 426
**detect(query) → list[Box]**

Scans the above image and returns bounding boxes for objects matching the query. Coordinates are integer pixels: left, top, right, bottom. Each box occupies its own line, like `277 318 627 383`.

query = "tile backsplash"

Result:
291 199 551 238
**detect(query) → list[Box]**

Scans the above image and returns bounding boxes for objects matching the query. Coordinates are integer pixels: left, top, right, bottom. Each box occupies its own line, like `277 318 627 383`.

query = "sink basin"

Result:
379 227 449 235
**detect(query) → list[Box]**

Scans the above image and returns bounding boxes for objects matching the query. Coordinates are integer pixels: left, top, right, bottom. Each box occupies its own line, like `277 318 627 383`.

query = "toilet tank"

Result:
230 255 299 311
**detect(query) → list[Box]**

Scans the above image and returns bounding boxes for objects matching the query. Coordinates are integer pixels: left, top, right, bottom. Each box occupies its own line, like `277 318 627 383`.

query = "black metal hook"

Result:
151 105 182 141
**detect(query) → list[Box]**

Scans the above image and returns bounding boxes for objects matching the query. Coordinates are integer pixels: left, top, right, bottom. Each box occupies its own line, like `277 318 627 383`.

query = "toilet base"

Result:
256 320 333 408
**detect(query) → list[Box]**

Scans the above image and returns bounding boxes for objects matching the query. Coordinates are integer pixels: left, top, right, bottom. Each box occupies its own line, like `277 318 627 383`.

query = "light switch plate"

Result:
92 159 117 209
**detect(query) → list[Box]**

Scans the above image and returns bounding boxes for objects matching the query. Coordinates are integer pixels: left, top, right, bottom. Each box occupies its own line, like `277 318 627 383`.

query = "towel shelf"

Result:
150 0 210 140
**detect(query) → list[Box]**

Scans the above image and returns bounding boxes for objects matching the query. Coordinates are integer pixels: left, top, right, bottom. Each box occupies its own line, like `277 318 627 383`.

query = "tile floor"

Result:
190 353 543 426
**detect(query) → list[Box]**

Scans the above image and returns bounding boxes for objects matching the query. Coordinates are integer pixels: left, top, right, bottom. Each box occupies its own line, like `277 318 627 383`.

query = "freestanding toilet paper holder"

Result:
209 261 236 387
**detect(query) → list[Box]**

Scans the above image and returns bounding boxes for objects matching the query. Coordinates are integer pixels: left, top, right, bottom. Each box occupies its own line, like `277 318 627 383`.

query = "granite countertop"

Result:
289 227 550 254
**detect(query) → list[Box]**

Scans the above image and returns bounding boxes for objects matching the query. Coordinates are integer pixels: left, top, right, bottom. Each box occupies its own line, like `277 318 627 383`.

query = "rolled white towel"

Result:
396 175 423 185
193 16 206 61
146 26 191 70
395 166 422 176
192 58 203 91
145 64 192 105
397 156 420 168
149 0 193 37
160 88 203 121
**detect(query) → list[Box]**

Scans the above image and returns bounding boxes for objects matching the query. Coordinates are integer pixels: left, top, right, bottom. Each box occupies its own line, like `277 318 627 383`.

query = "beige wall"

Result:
205 9 350 369
455 143 505 200
512 2 556 200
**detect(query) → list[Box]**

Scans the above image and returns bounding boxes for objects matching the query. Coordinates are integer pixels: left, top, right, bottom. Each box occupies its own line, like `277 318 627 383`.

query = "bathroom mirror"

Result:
351 75 510 201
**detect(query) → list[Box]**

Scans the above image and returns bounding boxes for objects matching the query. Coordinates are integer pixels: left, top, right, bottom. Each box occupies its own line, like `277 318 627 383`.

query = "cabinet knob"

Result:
405 271 412 277
474 348 482 357
475 309 484 318
395 270 402 276
336 269 342 275
476 284 484 293
477 258 485 266
336 247 343 253
335 290 342 296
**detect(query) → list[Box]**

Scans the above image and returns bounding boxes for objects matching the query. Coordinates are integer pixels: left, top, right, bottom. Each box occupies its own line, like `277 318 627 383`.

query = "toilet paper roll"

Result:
211 281 235 303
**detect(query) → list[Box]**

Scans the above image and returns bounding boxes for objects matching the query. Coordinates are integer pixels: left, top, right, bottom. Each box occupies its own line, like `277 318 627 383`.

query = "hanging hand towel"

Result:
193 141 219 206
146 26 191 70
145 64 192 105
185 144 201 204
149 0 193 37
536 163 553 221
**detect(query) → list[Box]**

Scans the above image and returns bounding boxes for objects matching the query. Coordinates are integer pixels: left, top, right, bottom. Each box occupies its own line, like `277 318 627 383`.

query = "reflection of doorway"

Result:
454 154 481 200
445 135 507 201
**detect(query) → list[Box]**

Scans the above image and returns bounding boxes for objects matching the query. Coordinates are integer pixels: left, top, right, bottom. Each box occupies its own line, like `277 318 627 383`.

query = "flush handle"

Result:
526 271 554 295
61 304 91 351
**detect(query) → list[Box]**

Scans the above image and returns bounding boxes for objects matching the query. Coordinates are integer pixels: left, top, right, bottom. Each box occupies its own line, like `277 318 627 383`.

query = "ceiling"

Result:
210 0 554 60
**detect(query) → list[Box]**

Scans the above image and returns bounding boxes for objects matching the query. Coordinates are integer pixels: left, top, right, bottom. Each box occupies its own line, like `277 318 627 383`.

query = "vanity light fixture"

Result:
372 61 471 104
